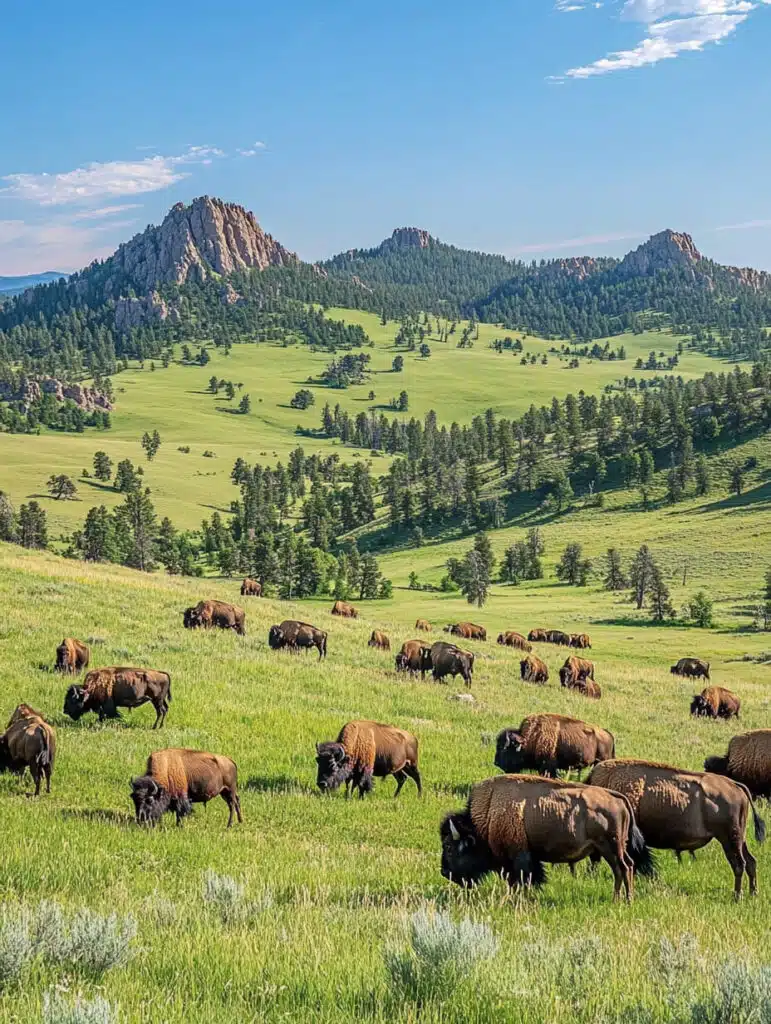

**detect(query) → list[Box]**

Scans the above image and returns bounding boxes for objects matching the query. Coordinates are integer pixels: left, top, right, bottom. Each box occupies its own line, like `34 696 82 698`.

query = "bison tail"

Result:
166 674 172 702
511 851 547 889
627 823 656 878
703 754 729 776
735 783 766 844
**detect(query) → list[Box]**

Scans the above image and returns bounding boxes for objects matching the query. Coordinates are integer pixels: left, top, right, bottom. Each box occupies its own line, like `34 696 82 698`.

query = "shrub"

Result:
384 909 498 1003
686 591 715 629
202 870 273 926
690 960 771 1024
33 902 136 976
0 907 33 988
42 991 119 1024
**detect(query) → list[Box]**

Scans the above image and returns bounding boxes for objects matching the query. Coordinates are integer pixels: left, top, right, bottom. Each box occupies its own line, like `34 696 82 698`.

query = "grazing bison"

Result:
395 640 432 679
183 600 245 636
671 657 710 680
440 775 651 901
268 620 327 660
588 759 765 898
315 720 421 798
520 654 549 685
0 704 56 796
445 622 487 642
415 619 432 633
368 630 391 651
240 578 262 597
568 677 602 700
570 634 592 649
691 686 741 720
430 641 474 687
131 748 242 827
528 629 548 643
495 713 614 778
497 631 532 652
55 637 90 674
64 667 171 729
547 630 571 647
331 600 358 619
705 730 771 798
560 656 595 685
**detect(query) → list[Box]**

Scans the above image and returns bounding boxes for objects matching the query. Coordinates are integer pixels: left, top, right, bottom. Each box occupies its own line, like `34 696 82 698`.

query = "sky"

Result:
1 0 770 275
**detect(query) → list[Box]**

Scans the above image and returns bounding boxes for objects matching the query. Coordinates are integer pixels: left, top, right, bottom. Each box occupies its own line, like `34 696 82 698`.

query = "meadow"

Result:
0 309 727 537
2 537 771 1023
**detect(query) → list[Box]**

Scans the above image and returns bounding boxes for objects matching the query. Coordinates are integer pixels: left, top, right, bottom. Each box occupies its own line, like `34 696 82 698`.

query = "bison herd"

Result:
2 588 767 904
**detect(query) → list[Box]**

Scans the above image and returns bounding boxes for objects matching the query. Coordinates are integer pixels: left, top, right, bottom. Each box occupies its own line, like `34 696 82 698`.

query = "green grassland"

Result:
0 309 728 537
2 539 771 1023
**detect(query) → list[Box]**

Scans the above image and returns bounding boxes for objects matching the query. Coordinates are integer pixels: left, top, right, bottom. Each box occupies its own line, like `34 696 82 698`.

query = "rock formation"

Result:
0 376 112 412
381 227 433 250
114 291 179 331
617 230 702 278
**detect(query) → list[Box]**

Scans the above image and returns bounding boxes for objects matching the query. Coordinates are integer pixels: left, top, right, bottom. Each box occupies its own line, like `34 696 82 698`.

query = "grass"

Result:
0 309 731 535
3 540 771 1022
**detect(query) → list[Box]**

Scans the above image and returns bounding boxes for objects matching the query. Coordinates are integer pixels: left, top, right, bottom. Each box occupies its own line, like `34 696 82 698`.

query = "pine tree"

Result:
460 550 490 608
0 491 16 542
115 488 157 571
239 394 251 414
556 542 591 586
629 544 655 609
79 505 118 562
47 474 77 500
359 553 382 599
648 562 674 621
93 451 113 481
114 459 140 492
18 502 47 549
694 455 711 496
603 548 627 591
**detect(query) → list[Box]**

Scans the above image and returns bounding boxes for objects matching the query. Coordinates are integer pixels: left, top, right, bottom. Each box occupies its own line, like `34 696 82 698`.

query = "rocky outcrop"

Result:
381 227 433 250
105 196 297 295
542 256 611 281
114 291 179 331
618 230 702 278
0 376 112 412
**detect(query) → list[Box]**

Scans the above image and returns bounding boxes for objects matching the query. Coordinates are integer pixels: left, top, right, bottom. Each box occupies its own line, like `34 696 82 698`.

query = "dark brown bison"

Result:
331 600 358 619
705 730 771 798
691 686 740 720
368 630 391 651
570 634 592 649
130 748 242 827
395 640 432 678
495 713 614 777
559 656 596 685
0 704 56 796
440 775 651 900
497 631 532 652
520 654 549 685
415 619 432 632
64 667 171 729
547 630 571 646
430 641 474 687
55 637 90 674
568 677 602 700
268 620 327 660
528 629 548 643
588 759 765 898
183 600 245 635
240 578 262 597
671 657 710 680
445 622 487 642
315 720 421 798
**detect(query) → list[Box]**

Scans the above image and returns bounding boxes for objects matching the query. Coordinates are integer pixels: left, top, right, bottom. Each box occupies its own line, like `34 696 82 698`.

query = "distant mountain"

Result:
0 271 66 295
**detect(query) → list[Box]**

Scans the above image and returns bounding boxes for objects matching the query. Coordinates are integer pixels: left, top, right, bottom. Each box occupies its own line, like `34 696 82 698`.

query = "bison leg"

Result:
44 762 52 794
31 765 42 797
404 764 422 796
719 837 747 900
223 790 240 827
393 770 408 798
742 842 758 896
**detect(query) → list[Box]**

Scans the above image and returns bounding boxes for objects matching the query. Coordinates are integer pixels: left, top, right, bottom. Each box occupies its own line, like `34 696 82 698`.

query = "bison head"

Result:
690 694 710 717
268 625 285 650
497 634 504 645
559 666 572 687
130 775 171 825
395 653 407 672
315 741 352 793
494 729 525 773
183 607 199 629
63 685 89 721
421 647 433 672
440 812 492 887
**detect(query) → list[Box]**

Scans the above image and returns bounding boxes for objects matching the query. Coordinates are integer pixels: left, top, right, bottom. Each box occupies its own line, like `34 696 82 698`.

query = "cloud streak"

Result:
509 230 643 254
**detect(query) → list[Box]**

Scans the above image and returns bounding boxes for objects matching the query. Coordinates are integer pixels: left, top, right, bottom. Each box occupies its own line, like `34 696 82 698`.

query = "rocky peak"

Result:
382 227 433 250
105 196 297 295
618 229 702 278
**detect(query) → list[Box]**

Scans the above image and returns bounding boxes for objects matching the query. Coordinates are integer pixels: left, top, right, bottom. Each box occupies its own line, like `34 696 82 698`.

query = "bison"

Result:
528 629 548 643
547 630 571 646
497 631 532 652
395 640 432 679
64 667 171 729
0 704 56 796
430 641 474 687
268 620 327 660
130 748 242 827
570 634 592 649
560 656 595 685
415 619 432 632
520 654 549 685
588 758 765 898
445 622 487 642
705 730 771 798
183 600 245 635
315 720 421 798
440 775 651 901
55 637 90 674
368 630 391 651
568 677 602 700
240 578 262 597
495 713 614 778
671 657 710 680
331 600 358 619
691 686 741 720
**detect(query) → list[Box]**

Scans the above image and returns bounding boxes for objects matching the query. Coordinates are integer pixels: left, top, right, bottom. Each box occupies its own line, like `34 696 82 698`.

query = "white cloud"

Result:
509 230 643 254
237 141 267 157
713 218 771 231
70 204 142 221
556 0 770 78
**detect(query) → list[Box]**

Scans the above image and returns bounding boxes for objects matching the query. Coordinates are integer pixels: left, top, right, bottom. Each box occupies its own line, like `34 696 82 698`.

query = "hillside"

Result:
0 270 66 295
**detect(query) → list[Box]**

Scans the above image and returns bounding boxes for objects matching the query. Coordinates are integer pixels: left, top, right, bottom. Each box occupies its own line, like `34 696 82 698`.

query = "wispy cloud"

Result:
713 218 771 231
556 0 771 78
237 141 267 157
509 230 643 254
70 204 141 221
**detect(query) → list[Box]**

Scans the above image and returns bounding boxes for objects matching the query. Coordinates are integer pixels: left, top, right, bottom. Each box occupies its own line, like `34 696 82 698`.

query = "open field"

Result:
2 542 771 1022
0 310 732 536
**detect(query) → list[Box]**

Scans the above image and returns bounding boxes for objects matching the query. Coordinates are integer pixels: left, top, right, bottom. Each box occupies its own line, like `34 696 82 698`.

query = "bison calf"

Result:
64 667 171 729
131 748 242 827
0 705 56 796
316 720 421 798
55 637 90 674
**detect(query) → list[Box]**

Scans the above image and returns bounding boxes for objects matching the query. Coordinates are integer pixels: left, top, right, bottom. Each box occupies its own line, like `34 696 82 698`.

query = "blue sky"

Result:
1 0 770 274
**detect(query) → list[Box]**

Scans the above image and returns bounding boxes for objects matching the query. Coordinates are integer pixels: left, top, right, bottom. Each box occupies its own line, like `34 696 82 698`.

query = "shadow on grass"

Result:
594 615 690 629
245 774 315 795
79 479 116 493
694 480 771 514
431 781 472 799
60 807 134 826
215 406 247 416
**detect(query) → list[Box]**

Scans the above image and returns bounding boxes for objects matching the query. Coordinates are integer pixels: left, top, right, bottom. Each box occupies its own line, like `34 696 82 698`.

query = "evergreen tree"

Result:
18 501 47 549
114 459 140 492
141 430 161 461
629 544 655 609
115 487 157 571
729 460 746 496
0 491 16 542
93 451 113 481
359 553 382 599
392 355 404 372
47 474 77 500
239 394 251 414
556 542 591 586
694 455 711 496
648 562 674 621
79 505 118 562
687 591 714 628
603 548 627 591
460 549 491 608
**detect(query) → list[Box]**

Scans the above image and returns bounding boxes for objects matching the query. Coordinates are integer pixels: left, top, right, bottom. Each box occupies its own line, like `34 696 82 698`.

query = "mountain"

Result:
0 271 66 295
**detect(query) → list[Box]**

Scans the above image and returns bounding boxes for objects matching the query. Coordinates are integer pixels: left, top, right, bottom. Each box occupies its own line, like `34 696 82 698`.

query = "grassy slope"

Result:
0 310 725 536
2 542 771 1022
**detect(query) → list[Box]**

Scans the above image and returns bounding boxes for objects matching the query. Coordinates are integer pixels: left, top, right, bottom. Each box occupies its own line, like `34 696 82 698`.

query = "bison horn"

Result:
449 819 461 842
